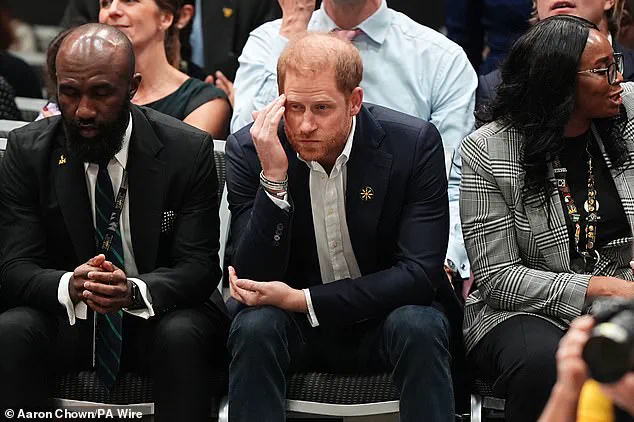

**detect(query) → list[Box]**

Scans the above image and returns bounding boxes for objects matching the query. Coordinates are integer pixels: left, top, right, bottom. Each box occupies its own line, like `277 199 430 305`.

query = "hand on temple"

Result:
250 94 289 182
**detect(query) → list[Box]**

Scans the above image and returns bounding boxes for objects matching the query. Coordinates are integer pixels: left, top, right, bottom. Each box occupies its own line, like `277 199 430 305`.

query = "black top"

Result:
0 52 43 99
558 131 631 261
144 78 227 121
0 76 21 121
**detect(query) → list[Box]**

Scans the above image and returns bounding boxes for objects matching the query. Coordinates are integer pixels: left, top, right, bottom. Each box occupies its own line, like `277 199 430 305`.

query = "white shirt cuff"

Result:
303 288 319 327
123 277 155 319
57 272 87 326
266 190 291 211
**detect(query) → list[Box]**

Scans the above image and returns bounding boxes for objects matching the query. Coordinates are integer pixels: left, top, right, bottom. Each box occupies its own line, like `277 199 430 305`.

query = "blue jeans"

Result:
227 305 454 422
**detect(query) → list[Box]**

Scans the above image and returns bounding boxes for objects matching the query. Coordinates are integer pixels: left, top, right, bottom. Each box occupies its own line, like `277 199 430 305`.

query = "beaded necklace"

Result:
553 133 600 272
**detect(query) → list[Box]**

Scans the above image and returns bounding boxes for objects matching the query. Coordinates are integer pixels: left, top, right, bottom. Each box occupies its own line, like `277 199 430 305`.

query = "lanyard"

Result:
98 168 129 255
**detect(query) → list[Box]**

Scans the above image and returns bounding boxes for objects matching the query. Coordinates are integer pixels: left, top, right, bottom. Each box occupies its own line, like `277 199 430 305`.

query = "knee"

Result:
384 306 450 352
0 307 51 345
152 308 213 356
0 307 52 364
228 306 291 353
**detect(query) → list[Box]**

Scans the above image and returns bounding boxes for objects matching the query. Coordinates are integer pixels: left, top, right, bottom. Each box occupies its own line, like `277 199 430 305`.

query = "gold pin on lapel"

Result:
223 7 234 18
58 155 67 165
360 186 374 201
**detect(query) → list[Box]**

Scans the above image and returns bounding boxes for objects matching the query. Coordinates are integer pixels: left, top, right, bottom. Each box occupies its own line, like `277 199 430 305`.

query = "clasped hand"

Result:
69 254 132 314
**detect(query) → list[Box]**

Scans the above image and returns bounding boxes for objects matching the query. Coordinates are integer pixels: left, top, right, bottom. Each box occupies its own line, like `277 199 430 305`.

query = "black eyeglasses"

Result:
577 53 624 85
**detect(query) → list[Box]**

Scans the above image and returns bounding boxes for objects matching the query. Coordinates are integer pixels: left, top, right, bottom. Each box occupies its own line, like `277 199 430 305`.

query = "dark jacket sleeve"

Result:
309 123 450 326
0 131 66 314
225 132 293 282
137 137 222 314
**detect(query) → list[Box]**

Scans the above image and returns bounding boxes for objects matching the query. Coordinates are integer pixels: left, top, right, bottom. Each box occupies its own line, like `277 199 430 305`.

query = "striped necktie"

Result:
94 163 124 391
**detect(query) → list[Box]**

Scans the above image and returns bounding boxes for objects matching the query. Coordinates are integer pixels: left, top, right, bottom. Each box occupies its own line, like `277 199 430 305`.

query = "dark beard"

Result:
62 100 131 164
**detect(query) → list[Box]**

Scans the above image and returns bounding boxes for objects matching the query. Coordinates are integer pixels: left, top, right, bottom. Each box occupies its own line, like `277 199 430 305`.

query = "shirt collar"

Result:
316 0 390 45
298 115 356 172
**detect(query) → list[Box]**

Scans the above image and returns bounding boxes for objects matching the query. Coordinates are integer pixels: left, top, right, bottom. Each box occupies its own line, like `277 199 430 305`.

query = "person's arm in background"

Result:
230 0 315 133
60 0 99 28
445 0 484 71
430 47 477 284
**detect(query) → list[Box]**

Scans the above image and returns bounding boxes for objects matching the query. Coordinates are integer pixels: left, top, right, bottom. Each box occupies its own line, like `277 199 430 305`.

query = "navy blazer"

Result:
476 40 634 109
226 104 462 329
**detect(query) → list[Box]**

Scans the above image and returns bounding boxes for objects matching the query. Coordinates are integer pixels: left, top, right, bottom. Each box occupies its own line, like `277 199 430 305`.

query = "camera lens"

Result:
583 311 634 383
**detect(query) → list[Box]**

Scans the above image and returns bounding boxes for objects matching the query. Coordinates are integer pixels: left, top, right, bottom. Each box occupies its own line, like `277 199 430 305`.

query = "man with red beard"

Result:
225 32 463 422
0 23 229 421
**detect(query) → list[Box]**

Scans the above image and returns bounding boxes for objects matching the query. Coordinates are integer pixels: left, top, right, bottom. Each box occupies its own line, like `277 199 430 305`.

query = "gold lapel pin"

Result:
360 186 374 201
223 7 234 18
58 155 67 165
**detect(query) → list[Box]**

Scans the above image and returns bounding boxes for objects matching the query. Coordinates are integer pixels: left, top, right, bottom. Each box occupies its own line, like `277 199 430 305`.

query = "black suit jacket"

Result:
476 40 634 109
226 104 462 331
0 105 228 320
60 0 281 81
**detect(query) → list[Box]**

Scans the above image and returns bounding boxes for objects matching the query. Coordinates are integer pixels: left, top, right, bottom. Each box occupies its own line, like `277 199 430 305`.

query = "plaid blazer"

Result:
461 82 634 353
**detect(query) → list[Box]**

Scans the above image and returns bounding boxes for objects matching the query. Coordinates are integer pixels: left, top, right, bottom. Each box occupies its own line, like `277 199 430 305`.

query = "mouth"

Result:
551 1 575 11
78 124 98 137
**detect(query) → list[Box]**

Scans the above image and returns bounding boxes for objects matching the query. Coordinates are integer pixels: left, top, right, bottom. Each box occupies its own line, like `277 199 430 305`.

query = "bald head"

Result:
277 32 363 96
57 23 136 81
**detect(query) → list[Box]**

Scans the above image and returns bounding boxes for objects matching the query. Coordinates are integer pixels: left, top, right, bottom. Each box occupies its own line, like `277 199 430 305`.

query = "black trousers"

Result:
0 304 228 422
470 314 564 422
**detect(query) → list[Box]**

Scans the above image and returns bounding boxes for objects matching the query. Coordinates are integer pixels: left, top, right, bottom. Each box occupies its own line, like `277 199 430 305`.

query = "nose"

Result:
75 95 97 121
103 0 123 18
299 110 318 134
615 68 624 86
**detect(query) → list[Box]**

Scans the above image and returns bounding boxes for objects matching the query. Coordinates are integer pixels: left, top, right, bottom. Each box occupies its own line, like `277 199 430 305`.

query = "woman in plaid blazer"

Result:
461 15 634 421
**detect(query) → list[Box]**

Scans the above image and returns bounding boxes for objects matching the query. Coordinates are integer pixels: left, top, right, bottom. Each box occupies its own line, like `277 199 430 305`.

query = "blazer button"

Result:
274 234 281 241
273 241 280 247
276 223 284 231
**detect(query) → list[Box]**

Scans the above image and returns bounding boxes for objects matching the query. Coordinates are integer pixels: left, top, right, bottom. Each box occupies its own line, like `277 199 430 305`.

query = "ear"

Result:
177 4 194 29
605 0 616 12
348 87 363 116
130 73 142 99
159 9 175 32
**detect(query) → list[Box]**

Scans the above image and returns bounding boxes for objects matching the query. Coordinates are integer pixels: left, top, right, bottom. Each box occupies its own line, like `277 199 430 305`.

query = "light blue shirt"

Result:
190 0 205 68
231 0 476 277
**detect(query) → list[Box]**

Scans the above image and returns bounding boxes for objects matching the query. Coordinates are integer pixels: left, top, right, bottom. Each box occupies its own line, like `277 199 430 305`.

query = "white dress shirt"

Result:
268 117 361 327
57 115 155 325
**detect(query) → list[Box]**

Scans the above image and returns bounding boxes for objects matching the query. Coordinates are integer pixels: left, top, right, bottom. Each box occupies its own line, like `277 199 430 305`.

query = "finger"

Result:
259 97 285 142
251 96 281 136
235 278 263 294
88 254 106 267
232 283 259 306
204 74 215 84
84 280 126 297
83 289 117 308
570 315 595 329
88 270 126 285
74 264 107 278
255 95 285 136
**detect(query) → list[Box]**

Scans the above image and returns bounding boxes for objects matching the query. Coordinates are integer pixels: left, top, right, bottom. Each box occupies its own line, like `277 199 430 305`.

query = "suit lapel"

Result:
53 128 96 263
127 106 164 274
345 110 392 275
518 165 572 272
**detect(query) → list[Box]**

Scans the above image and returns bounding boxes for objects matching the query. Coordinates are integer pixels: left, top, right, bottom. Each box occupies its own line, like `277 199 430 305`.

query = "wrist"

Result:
280 17 310 39
262 169 287 183
285 288 308 313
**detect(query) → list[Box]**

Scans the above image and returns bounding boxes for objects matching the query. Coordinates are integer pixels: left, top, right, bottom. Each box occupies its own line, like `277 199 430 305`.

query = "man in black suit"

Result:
476 0 634 108
225 33 462 422
60 0 280 81
0 24 228 421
